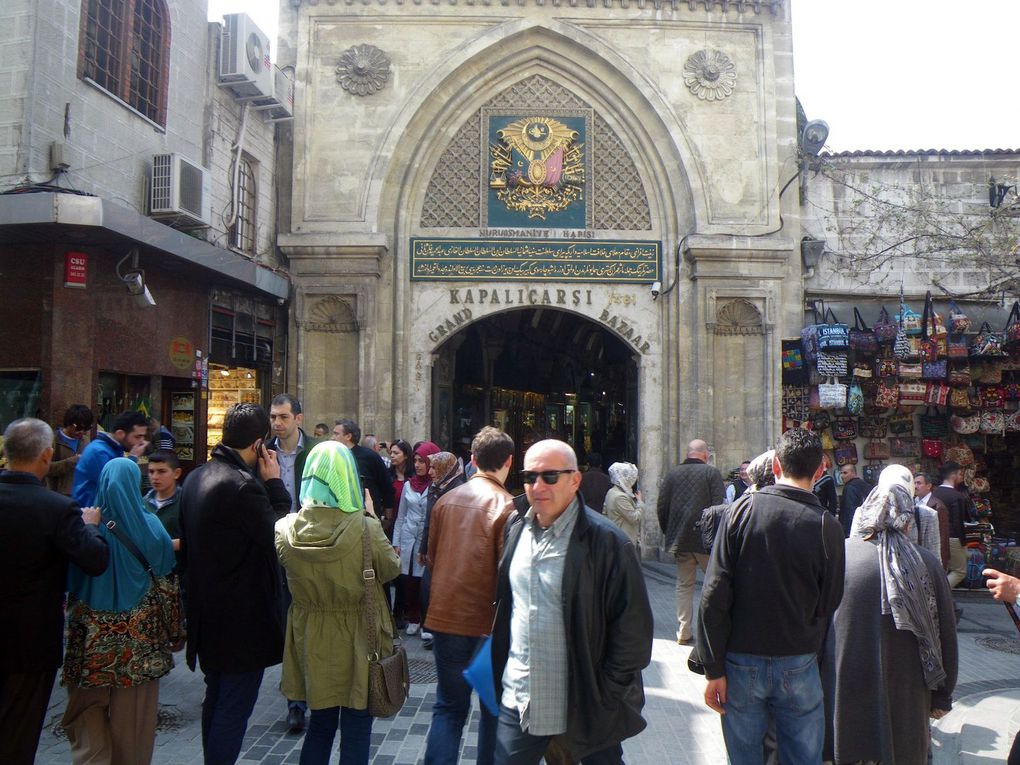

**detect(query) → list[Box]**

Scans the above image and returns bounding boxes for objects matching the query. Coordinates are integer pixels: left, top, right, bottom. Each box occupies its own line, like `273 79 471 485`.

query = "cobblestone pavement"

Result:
33 563 1020 764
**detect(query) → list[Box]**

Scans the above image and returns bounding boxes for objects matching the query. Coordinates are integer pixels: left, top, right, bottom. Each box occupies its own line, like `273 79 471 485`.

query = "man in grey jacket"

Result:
656 439 725 644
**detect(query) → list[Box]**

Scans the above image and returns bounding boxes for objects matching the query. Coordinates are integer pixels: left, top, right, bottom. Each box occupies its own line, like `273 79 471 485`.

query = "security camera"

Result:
124 271 156 307
134 284 156 307
650 280 662 300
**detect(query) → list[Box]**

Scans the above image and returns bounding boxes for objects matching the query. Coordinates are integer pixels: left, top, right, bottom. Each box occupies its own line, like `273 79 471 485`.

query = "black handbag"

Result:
361 515 409 717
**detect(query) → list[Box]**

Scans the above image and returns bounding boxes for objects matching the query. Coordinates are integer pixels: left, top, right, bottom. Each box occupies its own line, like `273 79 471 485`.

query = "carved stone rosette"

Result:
336 44 390 96
683 49 737 101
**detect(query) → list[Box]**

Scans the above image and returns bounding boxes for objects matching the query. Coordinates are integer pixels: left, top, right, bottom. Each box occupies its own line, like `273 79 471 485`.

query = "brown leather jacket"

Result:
424 473 513 637
46 431 89 496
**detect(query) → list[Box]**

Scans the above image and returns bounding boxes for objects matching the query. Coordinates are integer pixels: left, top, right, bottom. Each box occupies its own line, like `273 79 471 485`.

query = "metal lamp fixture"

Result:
801 237 825 271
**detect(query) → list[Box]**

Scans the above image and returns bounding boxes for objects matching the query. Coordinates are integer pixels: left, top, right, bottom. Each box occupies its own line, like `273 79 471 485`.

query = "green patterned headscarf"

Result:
299 441 364 513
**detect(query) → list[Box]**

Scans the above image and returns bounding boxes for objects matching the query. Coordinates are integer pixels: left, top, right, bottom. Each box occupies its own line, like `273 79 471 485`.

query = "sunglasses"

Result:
520 469 576 485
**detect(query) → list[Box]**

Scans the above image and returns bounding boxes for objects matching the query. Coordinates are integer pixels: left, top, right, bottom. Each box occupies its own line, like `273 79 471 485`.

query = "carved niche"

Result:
712 299 764 335
305 296 359 333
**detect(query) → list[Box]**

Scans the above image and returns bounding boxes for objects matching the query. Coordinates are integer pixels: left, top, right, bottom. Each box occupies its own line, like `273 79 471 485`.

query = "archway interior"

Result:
433 308 638 492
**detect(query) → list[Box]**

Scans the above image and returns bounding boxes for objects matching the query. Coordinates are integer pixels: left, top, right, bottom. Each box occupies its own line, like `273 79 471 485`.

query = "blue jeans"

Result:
424 632 497 765
299 706 373 765
721 653 824 765
494 704 623 765
201 668 264 765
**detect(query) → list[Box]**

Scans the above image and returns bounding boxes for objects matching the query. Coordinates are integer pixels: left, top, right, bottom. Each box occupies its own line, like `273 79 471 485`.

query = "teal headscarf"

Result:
299 441 364 512
67 458 175 612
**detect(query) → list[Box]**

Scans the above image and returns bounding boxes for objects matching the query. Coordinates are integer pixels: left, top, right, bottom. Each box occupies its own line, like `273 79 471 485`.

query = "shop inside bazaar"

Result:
783 294 1020 583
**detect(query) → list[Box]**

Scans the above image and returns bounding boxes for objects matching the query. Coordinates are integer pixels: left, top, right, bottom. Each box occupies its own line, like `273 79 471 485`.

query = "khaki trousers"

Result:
62 680 160 765
675 552 710 641
947 538 968 589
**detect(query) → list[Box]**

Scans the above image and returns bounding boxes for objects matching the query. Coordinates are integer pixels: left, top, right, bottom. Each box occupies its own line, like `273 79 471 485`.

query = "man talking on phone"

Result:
180 403 292 765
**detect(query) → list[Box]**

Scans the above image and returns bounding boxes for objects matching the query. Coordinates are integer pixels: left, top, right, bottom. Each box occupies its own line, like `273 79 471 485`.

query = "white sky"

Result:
208 0 1020 152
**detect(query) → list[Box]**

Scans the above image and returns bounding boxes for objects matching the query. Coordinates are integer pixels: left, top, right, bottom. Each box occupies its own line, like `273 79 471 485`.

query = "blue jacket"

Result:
72 432 131 507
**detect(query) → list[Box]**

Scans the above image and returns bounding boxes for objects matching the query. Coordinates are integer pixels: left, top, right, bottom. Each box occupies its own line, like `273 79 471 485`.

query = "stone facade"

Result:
277 0 804 555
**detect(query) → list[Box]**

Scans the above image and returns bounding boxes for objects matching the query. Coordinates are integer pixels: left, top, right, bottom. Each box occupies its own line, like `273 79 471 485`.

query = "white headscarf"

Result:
608 462 639 498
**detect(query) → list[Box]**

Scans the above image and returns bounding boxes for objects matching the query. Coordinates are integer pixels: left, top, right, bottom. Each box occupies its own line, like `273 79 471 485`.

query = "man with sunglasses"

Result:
491 440 653 765
46 404 93 496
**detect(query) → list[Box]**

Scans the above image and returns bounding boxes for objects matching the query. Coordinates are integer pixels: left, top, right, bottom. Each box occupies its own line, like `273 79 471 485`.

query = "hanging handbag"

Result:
972 497 992 518
859 415 888 439
873 306 898 344
1005 409 1020 432
361 515 409 718
919 408 948 438
925 382 950 407
981 386 1006 409
894 330 920 361
835 441 859 466
852 361 874 379
948 363 971 388
897 301 923 336
922 359 947 380
862 463 885 484
782 339 807 386
818 377 847 409
898 362 923 380
970 322 1006 358
782 385 810 420
104 520 184 652
1004 302 1020 355
849 307 879 354
887 410 915 434
816 307 850 351
949 387 973 409
947 336 969 360
898 382 927 406
921 438 944 459
919 292 940 363
951 413 981 434
944 443 975 466
865 439 891 460
847 381 864 416
889 436 920 458
980 410 1006 435
975 362 1004 385
820 429 836 451
834 416 858 441
809 410 831 432
877 356 899 378
949 299 971 335
816 351 849 377
876 380 899 409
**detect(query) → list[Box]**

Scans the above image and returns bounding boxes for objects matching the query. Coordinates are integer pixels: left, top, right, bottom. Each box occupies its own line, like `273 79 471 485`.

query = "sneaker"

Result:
422 631 434 650
406 622 420 636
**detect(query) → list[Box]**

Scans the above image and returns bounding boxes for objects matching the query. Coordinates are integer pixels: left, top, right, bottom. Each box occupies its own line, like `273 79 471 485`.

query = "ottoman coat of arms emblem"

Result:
489 117 585 220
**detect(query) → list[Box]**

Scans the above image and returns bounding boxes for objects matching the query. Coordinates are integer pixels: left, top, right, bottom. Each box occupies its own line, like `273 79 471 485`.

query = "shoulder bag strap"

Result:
106 519 154 575
853 307 870 331
921 291 932 341
1005 301 1020 330
361 514 380 660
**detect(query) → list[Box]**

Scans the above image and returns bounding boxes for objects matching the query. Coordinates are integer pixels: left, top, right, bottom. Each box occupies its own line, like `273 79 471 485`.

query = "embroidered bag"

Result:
925 382 950 407
1005 410 1020 433
972 497 992 518
944 443 975 466
980 410 1006 435
898 382 927 406
849 307 879 354
919 409 948 438
821 429 836 451
894 330 920 361
970 322 1006 358
862 463 885 484
782 385 809 420
919 292 940 362
835 441 859 466
834 416 858 441
781 339 807 386
975 362 1003 385
947 336 969 360
889 436 920 458
1004 302 1020 355
897 301 923 336
801 308 820 364
847 381 865 416
859 415 888 439
949 300 971 335
887 411 915 434
948 364 971 388
816 308 850 351
818 378 847 409
950 387 972 409
899 363 923 380
951 413 980 434
853 361 873 379
1007 383 1020 401
981 386 1006 409
816 350 849 377
922 359 948 380
876 380 899 409
921 438 944 459
809 411 831 432
865 439 890 461
877 356 899 378
873 306 898 344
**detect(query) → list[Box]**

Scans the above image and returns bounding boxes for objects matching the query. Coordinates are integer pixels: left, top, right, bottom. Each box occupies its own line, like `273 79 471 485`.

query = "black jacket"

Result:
351 443 396 513
0 471 108 673
657 459 726 554
697 484 845 679
813 473 838 516
931 485 968 545
491 497 653 759
180 444 292 673
838 477 872 537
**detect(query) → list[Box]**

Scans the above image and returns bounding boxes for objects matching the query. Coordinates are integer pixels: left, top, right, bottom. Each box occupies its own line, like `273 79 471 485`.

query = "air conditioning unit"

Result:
219 13 273 99
250 66 294 121
150 153 212 228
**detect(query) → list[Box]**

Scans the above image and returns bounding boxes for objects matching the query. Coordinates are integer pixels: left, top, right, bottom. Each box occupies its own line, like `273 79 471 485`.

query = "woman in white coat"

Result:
391 441 440 636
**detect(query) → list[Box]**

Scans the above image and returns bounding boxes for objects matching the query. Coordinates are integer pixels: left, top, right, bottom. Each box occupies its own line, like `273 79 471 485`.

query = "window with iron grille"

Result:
231 157 257 254
79 0 169 126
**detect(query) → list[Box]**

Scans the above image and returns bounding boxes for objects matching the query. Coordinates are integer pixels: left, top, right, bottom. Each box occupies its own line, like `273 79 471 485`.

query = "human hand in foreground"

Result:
984 568 1020 603
705 677 727 715
81 506 101 526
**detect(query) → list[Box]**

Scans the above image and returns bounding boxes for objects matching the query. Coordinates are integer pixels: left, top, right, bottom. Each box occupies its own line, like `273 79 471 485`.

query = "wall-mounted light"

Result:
800 120 829 157
801 236 825 272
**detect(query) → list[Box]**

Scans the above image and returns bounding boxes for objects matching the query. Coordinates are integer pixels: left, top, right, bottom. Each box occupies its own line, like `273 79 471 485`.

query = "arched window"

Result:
231 157 257 254
79 0 170 126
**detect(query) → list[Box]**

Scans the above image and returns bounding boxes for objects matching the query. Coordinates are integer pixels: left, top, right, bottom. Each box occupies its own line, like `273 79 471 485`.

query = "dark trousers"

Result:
0 669 57 765
1009 729 1020 765
201 668 264 765
401 574 422 624
494 704 623 765
424 632 497 765
299 706 373 765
